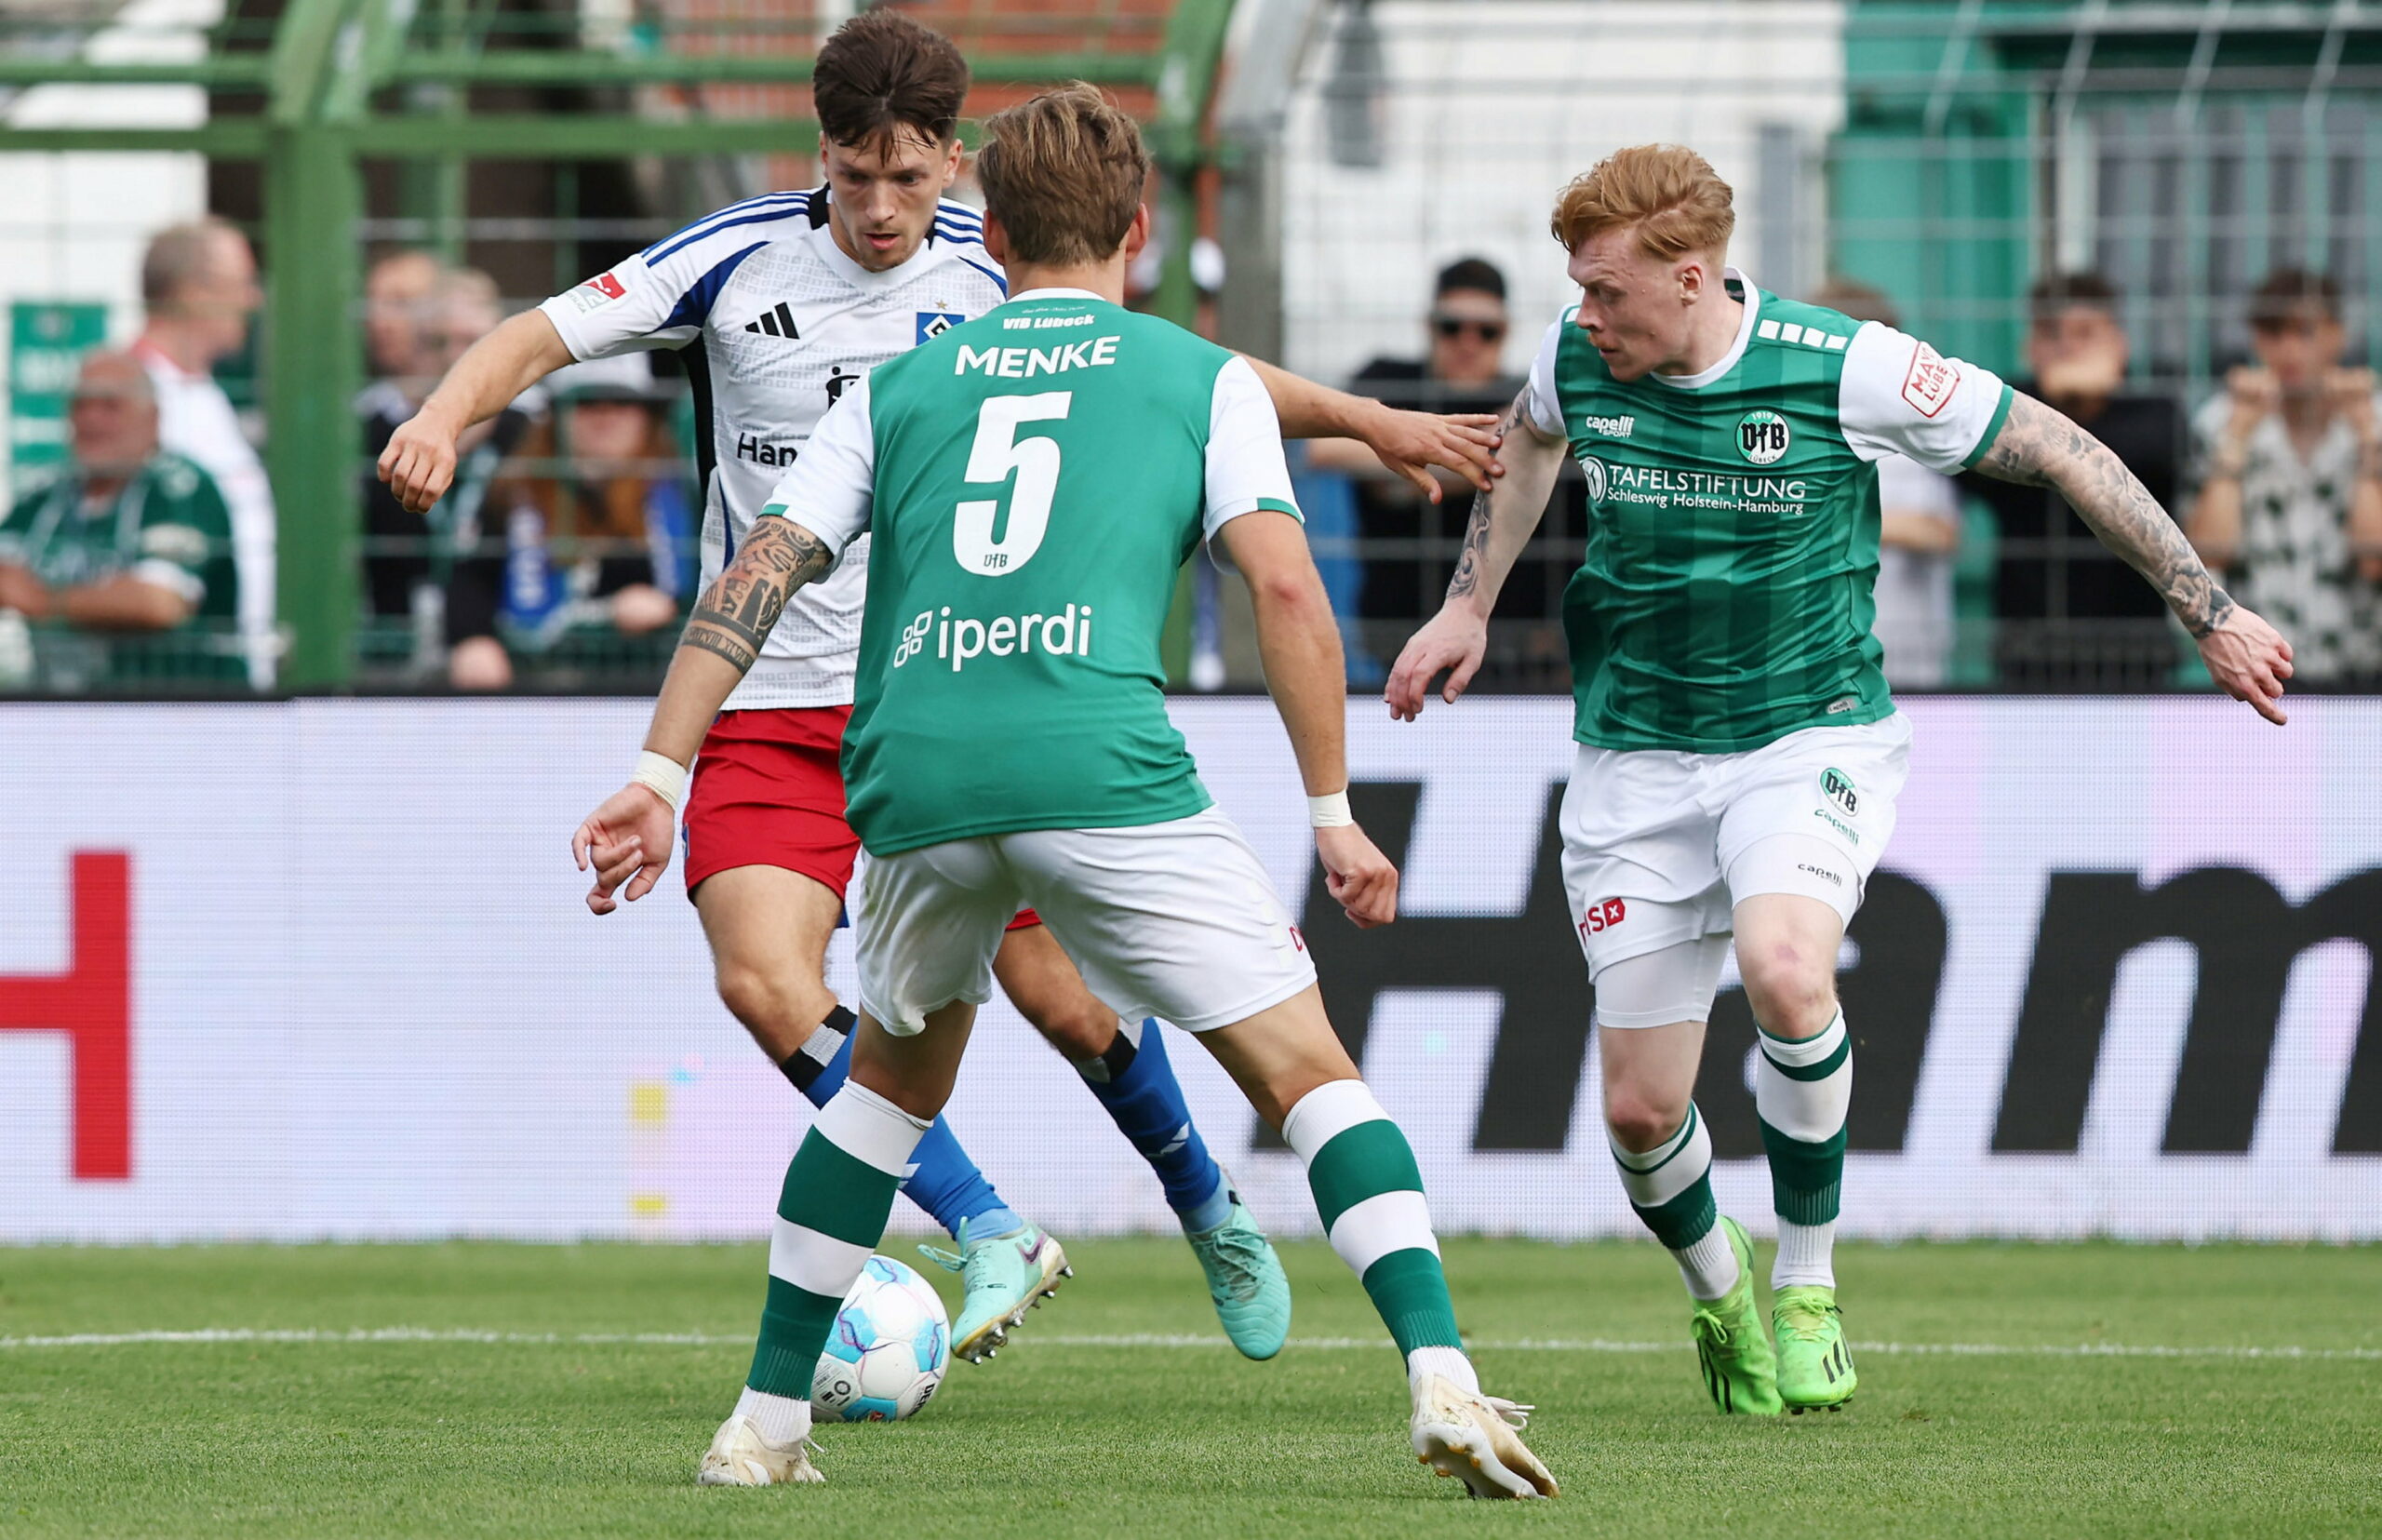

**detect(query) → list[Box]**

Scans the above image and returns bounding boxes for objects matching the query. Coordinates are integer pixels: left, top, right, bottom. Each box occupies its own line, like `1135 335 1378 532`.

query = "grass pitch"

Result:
2 1239 2376 1539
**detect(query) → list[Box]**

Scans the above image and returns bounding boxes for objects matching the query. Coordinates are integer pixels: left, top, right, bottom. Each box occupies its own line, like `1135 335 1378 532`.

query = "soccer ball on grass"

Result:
810 1254 950 1421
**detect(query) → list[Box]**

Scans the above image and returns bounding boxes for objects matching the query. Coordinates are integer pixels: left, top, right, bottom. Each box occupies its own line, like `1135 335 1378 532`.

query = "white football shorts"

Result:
851 806 1318 1037
1559 713 1912 998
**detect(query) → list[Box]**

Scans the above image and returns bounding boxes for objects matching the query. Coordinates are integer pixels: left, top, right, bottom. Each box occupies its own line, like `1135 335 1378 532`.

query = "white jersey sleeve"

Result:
1838 320 2014 473
537 197 795 359
1522 314 1571 439
759 373 876 560
1202 355 1302 542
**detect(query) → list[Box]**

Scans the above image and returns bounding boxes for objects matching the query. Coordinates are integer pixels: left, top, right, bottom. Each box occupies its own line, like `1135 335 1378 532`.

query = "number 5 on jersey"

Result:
955 391 1071 576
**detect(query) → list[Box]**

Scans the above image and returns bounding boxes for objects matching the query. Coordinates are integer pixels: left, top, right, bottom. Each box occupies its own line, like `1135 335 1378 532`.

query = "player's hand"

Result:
2325 367 2377 441
1316 823 1398 928
378 406 463 516
2196 603 2294 726
1384 606 1490 720
1357 403 1503 501
572 783 676 914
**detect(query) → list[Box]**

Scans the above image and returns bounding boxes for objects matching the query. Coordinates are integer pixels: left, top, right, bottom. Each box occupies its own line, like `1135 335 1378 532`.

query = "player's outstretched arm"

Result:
573 517 836 914
1219 510 1399 930
1239 355 1502 501
379 310 577 516
1384 390 1567 720
1972 392 2295 725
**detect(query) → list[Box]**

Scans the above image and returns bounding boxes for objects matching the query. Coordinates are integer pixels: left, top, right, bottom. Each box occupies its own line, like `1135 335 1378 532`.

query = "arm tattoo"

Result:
1973 392 2237 637
1443 388 1532 604
676 517 834 673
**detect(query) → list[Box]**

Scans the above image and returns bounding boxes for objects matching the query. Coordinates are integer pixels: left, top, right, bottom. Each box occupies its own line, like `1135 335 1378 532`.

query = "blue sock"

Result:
783 1011 1010 1241
1076 1019 1228 1229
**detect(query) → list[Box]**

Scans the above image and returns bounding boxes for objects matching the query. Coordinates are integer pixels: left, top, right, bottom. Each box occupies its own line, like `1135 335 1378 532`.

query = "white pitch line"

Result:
0 1328 2375 1361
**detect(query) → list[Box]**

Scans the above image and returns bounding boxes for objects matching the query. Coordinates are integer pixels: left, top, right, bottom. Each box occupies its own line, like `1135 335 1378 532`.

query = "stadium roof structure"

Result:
0 0 1240 687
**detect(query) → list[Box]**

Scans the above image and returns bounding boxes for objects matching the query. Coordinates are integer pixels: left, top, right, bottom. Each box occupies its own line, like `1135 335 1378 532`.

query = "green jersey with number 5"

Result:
758 288 1302 855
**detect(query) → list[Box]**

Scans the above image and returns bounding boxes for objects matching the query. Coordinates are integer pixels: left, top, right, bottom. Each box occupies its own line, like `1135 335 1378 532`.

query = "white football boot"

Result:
1409 1373 1559 1500
696 1413 825 1487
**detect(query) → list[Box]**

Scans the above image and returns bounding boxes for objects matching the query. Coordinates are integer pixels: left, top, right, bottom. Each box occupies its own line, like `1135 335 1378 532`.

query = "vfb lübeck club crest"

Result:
1737 409 1790 465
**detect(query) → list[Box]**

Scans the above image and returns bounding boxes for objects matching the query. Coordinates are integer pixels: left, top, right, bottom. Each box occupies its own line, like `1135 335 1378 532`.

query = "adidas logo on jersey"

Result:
743 301 800 340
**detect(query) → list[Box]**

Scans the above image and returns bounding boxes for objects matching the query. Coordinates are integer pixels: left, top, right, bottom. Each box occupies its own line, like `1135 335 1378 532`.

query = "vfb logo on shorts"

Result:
1737 409 1791 466
1820 766 1858 815
1577 897 1626 943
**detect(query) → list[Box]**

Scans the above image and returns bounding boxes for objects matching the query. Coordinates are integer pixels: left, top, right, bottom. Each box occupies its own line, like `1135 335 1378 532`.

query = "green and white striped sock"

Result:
1610 1102 1736 1300
1756 1009 1852 1290
1281 1078 1472 1393
744 1081 930 1404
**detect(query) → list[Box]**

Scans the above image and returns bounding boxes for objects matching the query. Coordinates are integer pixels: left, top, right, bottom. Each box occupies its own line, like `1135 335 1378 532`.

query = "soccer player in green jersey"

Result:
1388 145 2293 1417
573 84 1557 1499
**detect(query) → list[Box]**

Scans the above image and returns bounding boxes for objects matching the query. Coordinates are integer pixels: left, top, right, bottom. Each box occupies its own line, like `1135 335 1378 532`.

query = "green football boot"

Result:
1182 1180 1291 1359
919 1217 1071 1364
1687 1217 1782 1416
1773 1284 1857 1413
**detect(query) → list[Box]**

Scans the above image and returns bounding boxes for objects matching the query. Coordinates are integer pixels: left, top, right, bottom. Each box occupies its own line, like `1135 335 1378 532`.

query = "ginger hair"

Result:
1549 144 1735 264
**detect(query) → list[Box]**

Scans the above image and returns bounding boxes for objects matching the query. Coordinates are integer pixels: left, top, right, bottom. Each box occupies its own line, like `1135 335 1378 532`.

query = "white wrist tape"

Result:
1306 789 1354 828
630 750 689 815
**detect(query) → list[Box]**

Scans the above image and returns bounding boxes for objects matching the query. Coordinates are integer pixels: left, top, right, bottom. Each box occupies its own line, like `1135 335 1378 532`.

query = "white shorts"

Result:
851 806 1318 1037
1559 714 1911 999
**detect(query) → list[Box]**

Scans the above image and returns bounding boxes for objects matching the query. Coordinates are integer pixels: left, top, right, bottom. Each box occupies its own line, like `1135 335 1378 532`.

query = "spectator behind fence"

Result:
442 351 691 691
358 263 538 668
1959 272 2187 687
1813 278 1963 687
2183 270 2382 682
1310 258 1537 636
0 351 240 690
133 217 274 689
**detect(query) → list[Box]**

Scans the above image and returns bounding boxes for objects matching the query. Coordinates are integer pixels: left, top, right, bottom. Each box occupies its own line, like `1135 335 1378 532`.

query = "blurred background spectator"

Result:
442 352 692 692
2184 270 2382 684
1959 273 2188 690
1816 278 1964 689
357 259 541 683
0 351 239 690
131 218 275 689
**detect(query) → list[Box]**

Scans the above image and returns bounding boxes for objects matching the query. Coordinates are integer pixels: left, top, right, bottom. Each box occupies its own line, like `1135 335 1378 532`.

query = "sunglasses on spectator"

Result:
1432 314 1506 342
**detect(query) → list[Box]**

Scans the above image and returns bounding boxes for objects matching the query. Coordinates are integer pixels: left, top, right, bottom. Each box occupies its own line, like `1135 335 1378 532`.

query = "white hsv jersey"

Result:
540 189 1007 709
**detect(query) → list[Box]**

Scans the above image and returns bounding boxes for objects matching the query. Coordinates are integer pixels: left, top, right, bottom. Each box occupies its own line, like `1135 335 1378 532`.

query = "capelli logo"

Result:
1581 412 1636 439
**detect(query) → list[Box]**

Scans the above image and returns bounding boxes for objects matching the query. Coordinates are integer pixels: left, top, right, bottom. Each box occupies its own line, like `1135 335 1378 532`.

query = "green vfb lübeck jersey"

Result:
1524 272 2014 753
761 288 1303 855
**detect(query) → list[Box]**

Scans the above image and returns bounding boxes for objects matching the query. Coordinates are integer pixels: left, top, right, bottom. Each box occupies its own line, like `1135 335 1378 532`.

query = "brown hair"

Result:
975 83 1148 269
2248 268 2343 328
1548 144 1734 264
812 8 970 151
1812 277 1899 329
2028 270 2121 326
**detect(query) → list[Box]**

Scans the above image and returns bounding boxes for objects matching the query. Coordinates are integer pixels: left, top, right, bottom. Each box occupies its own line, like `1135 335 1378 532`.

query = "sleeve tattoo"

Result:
1444 388 1533 604
1971 392 2237 637
677 517 835 671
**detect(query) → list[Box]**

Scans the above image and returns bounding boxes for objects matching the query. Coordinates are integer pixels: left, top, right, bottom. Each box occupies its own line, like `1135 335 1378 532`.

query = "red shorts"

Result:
681 706 1041 933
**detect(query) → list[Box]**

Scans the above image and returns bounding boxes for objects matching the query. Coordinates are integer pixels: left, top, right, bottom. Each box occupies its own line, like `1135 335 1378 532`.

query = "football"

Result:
810 1254 952 1422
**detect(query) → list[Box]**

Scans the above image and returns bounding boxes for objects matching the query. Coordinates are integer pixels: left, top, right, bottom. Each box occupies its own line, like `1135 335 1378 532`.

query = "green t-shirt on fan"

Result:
761 288 1303 855
1523 273 2014 755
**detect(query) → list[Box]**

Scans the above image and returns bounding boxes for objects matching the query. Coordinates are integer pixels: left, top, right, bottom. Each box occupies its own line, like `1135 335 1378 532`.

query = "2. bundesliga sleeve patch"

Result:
569 271 628 313
1901 340 1960 419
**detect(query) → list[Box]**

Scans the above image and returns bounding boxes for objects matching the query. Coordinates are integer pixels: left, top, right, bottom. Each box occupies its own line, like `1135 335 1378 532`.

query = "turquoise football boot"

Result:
920 1217 1070 1363
1183 1178 1291 1359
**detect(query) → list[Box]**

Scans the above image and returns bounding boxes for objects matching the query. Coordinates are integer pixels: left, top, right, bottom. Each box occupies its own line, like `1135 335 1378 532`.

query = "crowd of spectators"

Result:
2 221 2376 694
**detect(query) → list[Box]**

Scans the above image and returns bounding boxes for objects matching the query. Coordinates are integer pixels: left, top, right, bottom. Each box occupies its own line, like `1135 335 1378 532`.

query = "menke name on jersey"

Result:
955 336 1120 379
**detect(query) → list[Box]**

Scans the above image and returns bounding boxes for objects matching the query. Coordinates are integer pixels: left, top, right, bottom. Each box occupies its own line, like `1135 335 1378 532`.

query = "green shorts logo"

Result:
1737 409 1790 465
1820 766 1858 816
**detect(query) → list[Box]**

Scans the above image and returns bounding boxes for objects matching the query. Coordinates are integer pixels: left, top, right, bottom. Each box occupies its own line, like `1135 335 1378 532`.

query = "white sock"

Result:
1675 1223 1740 1300
1406 1345 1479 1397
733 1385 810 1447
1773 1219 1837 1290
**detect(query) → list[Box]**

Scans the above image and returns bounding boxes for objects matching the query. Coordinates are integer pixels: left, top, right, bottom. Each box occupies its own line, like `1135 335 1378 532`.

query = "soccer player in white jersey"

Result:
382 14 1507 1370
574 80 1557 1499
1387 145 2292 1416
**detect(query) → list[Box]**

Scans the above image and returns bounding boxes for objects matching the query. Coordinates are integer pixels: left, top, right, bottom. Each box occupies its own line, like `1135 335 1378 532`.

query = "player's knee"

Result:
714 960 836 1047
1023 996 1118 1062
1736 945 1838 1038
1603 1086 1692 1154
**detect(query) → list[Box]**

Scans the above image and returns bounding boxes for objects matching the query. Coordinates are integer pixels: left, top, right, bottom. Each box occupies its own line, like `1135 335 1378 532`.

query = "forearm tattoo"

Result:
677 517 834 671
1443 388 1532 604
1974 393 2237 637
